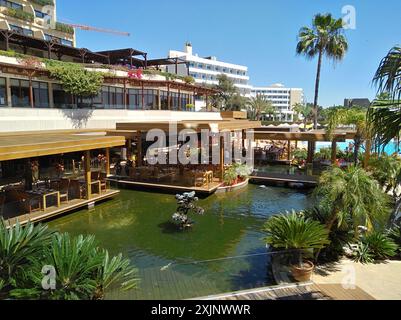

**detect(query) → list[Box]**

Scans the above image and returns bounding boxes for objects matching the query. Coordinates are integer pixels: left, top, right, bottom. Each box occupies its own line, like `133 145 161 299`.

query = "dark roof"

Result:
344 98 371 108
146 57 187 67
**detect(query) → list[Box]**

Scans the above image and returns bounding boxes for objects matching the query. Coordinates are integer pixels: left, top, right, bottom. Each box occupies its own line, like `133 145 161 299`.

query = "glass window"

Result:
160 91 169 110
0 78 6 106
32 81 49 108
10 79 30 108
53 83 74 109
0 0 23 10
61 39 73 47
127 88 141 110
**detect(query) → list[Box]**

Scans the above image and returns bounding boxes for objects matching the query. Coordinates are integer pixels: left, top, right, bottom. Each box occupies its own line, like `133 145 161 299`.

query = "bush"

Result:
293 149 307 162
55 22 74 35
263 211 330 266
4 8 34 22
353 231 399 263
30 0 54 6
183 76 195 84
46 60 104 97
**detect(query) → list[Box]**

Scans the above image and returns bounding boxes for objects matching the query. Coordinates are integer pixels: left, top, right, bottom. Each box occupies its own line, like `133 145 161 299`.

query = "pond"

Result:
48 185 314 300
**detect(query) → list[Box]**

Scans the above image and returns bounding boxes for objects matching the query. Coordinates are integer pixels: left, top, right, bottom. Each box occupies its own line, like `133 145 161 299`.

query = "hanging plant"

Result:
46 61 104 97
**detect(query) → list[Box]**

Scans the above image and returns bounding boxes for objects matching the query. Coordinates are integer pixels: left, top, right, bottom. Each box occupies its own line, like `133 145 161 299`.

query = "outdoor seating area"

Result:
0 131 125 226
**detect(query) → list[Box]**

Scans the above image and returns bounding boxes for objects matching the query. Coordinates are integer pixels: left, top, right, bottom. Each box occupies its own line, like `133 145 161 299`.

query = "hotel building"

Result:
251 84 304 122
167 43 252 109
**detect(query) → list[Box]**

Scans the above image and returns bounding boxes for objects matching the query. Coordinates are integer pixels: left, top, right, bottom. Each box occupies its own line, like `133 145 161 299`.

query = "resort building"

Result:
0 0 76 49
250 84 304 122
167 43 252 109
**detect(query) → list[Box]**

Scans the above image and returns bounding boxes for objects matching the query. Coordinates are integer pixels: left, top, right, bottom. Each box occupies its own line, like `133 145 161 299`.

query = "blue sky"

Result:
57 0 401 107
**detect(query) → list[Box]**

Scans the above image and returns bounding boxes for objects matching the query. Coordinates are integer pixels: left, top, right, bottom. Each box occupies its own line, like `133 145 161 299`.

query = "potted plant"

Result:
263 211 330 282
223 166 238 186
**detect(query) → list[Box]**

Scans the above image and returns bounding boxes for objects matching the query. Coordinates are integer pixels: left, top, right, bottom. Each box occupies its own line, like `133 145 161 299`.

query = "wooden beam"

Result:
220 136 224 181
307 141 315 164
105 148 110 176
84 150 92 200
287 140 291 161
137 131 142 166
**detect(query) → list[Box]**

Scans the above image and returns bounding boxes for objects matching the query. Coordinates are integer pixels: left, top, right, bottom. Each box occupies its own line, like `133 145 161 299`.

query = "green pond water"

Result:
48 185 313 300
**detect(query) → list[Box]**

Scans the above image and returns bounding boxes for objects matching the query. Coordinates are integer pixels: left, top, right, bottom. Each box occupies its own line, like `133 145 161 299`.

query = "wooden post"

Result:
84 150 91 200
127 139 132 160
220 136 224 181
167 84 171 110
242 130 246 149
137 131 142 166
364 138 372 169
307 141 315 164
287 140 291 161
123 81 127 110
157 89 161 110
331 140 337 165
105 148 110 176
29 80 34 108
141 83 145 110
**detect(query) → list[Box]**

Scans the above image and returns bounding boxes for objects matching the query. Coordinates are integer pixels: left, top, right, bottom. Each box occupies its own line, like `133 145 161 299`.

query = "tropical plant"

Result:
293 103 313 129
352 242 374 264
0 219 54 299
293 149 307 162
211 74 238 110
55 22 75 35
296 13 348 129
263 211 330 266
4 8 34 22
247 95 274 121
314 166 390 234
368 46 401 148
183 76 195 84
46 60 104 97
30 0 54 6
362 232 399 261
368 154 401 196
314 147 332 161
326 107 368 165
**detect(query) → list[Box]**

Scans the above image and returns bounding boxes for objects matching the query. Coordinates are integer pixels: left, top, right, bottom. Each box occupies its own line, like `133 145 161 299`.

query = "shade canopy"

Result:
253 130 357 142
0 132 125 161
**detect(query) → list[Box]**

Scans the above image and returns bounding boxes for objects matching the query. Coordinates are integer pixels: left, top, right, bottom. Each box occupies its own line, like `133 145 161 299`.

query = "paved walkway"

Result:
313 258 401 300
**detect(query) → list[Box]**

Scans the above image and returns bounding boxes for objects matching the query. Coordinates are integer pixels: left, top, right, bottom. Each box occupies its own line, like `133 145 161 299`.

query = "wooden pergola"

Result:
111 120 262 180
253 130 357 164
0 132 125 199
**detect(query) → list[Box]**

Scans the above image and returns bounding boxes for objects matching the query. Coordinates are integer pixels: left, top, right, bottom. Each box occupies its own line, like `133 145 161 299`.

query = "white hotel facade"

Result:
251 84 304 122
167 43 252 109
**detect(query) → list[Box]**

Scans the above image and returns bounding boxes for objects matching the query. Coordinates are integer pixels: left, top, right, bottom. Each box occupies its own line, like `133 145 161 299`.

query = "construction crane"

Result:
59 20 130 37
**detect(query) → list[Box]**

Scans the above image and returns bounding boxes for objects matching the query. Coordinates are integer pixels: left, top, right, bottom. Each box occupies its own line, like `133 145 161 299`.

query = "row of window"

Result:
0 78 193 110
9 24 33 37
252 90 291 94
190 73 249 85
44 34 73 47
189 62 247 76
0 0 22 10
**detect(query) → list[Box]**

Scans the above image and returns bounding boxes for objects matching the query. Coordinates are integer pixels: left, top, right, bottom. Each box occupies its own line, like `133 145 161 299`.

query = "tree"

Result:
296 13 349 129
247 95 274 120
293 103 313 128
211 74 238 110
326 107 368 165
368 46 401 148
314 166 390 235
263 211 330 266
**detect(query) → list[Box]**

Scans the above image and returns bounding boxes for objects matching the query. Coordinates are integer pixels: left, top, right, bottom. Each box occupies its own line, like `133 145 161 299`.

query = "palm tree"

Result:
296 13 348 129
314 166 390 234
293 103 313 129
326 107 368 165
263 211 330 266
247 95 274 120
0 219 54 299
368 46 401 147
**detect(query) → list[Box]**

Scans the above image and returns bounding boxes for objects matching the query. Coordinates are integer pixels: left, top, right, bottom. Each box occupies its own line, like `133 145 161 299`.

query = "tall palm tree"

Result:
296 13 349 129
314 166 390 234
293 103 313 129
368 46 401 147
247 95 274 120
326 107 368 165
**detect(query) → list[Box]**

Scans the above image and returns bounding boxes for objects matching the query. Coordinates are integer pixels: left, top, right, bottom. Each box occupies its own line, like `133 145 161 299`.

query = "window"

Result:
32 81 49 108
127 88 141 110
0 0 23 10
53 84 74 108
10 79 30 108
34 10 50 19
143 89 158 110
0 78 6 106
160 91 169 110
61 39 73 47
9 24 33 37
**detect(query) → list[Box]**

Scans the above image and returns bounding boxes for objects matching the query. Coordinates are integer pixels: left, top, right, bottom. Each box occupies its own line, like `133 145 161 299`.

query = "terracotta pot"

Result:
290 260 314 282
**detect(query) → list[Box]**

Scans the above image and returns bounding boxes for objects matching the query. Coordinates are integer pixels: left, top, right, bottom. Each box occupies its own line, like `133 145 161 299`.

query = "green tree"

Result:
263 211 330 266
326 107 368 165
211 74 239 110
293 103 313 128
314 166 390 234
296 13 349 129
247 95 274 120
368 46 401 147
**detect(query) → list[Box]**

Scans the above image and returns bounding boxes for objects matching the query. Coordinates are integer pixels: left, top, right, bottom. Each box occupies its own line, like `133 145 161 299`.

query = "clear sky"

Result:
57 0 401 107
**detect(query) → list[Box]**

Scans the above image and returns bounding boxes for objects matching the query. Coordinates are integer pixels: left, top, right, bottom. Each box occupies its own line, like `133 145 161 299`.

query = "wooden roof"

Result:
253 130 357 142
0 133 125 161
115 120 262 133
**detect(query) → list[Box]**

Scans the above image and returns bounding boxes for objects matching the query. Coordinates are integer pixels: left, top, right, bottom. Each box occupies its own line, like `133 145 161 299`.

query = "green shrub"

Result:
363 232 399 260
263 211 330 266
4 8 34 22
293 149 307 161
314 148 331 161
29 0 54 6
353 242 374 264
183 76 195 84
46 60 104 97
55 22 74 35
